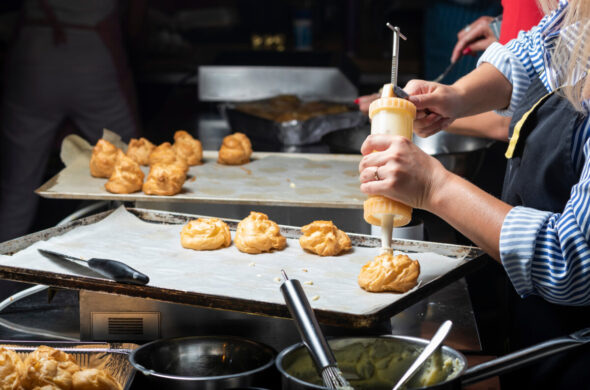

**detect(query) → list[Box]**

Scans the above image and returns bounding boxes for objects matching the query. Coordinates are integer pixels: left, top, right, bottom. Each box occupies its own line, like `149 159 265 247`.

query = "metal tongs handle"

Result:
279 270 336 371
87 258 149 285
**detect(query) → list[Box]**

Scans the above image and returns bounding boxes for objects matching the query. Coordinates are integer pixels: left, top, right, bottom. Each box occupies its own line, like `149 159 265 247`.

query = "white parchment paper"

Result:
0 207 467 316
37 131 364 208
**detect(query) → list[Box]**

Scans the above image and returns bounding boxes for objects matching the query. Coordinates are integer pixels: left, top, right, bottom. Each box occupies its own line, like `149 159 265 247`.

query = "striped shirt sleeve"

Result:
477 42 531 117
500 135 590 305
477 10 559 115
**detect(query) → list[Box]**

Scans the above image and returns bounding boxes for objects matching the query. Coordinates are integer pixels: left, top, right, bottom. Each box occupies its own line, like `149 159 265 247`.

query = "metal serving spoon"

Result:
392 320 453 390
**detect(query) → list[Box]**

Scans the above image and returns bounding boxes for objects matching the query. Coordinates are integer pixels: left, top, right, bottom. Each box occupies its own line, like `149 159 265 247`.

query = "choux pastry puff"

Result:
173 130 202 166
299 220 351 256
217 132 252 165
180 218 231 250
234 212 286 254
90 139 121 178
358 253 420 293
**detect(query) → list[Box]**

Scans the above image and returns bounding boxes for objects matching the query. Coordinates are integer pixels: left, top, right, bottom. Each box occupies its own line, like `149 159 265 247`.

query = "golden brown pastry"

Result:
172 130 202 166
217 132 252 165
32 385 61 390
105 151 145 194
72 369 121 390
180 218 231 250
22 346 81 390
0 348 24 390
299 220 351 256
126 137 155 166
148 142 189 173
234 212 286 254
142 163 186 196
358 253 420 293
90 139 121 178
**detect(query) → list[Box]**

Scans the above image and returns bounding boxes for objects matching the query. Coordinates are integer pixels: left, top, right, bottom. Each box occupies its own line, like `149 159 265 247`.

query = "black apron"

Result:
500 76 590 389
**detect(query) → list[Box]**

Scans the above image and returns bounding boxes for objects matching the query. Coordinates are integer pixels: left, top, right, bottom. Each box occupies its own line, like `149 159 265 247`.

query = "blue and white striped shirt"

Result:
478 0 590 306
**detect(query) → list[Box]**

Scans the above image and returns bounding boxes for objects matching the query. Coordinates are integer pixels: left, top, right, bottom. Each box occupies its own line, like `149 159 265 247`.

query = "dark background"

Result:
0 0 502 233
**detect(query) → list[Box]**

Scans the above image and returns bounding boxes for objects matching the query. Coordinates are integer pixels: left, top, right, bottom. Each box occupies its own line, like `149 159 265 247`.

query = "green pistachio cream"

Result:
283 338 462 390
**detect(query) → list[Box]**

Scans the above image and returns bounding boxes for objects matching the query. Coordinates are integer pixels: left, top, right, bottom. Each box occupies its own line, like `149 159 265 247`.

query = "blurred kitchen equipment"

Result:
128 335 278 389
200 66 361 150
392 320 453 390
38 248 149 285
322 124 492 181
199 66 357 103
276 327 590 389
222 98 365 147
413 131 494 180
280 270 353 390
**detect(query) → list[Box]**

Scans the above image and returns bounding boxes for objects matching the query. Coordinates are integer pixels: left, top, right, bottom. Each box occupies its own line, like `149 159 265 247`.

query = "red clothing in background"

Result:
499 0 544 44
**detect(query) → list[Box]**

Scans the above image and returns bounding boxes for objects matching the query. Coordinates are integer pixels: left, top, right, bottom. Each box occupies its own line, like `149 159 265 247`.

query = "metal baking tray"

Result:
221 101 367 147
0 340 137 389
35 150 365 209
0 208 484 328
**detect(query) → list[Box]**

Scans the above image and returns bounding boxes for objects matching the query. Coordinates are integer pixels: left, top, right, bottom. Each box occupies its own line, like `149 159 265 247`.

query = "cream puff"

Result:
234 212 286 254
105 151 145 194
142 163 186 196
358 253 420 293
22 346 81 390
0 348 24 390
90 139 121 178
217 132 252 165
180 218 231 250
72 368 122 390
126 137 156 166
172 130 202 166
148 142 189 173
299 220 351 256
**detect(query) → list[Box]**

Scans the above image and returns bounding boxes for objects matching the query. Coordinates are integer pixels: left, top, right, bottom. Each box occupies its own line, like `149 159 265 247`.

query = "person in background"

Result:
357 0 501 114
446 0 544 139
359 1 590 388
0 0 145 242
359 0 543 141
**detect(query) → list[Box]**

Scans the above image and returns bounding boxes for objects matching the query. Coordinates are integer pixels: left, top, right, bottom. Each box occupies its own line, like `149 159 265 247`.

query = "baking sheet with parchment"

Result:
0 207 468 317
36 130 364 208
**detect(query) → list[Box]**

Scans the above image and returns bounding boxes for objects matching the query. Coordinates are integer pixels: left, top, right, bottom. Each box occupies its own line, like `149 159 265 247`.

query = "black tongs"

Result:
38 248 149 285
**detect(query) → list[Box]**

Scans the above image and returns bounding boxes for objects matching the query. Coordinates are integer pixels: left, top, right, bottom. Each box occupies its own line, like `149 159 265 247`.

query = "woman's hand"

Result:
451 16 497 63
359 133 512 261
404 80 463 137
358 134 449 211
355 93 380 115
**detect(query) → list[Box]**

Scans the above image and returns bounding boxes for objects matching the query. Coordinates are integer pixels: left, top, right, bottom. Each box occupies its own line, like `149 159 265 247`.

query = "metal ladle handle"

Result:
392 320 453 390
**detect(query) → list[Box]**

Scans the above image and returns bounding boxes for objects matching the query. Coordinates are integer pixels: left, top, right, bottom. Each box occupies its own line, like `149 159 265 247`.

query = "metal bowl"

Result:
323 126 493 180
129 336 278 389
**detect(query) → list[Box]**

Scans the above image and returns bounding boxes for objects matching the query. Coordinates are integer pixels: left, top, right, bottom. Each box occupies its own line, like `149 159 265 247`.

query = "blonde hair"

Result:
535 0 590 111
